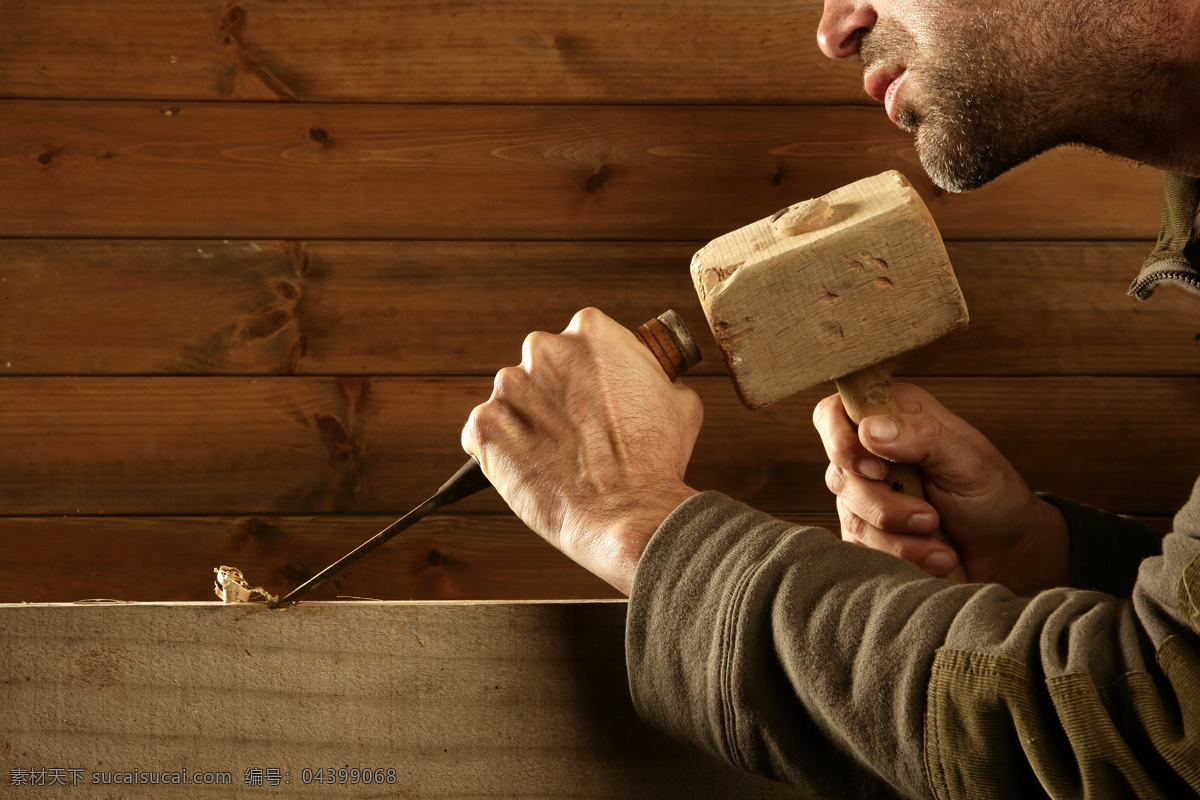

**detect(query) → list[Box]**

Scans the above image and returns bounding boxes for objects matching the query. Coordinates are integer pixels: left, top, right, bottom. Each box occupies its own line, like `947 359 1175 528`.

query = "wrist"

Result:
992 496 1071 596
565 482 698 596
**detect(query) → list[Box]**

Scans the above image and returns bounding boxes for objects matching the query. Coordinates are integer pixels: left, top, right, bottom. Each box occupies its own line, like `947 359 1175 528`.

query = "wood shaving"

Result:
213 566 278 605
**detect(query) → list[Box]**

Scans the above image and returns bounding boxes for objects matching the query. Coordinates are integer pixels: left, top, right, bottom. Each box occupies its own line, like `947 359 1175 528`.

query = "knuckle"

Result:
839 496 927 564
825 463 845 494
852 489 901 532
831 430 864 467
909 411 946 447
835 473 890 530
568 306 605 334
521 330 554 363
492 365 525 399
461 408 480 450
812 396 854 454
525 329 553 348
575 306 603 324
869 499 910 532
813 412 866 467
838 505 870 544
843 512 868 541
812 394 839 428
461 403 492 449
464 393 525 452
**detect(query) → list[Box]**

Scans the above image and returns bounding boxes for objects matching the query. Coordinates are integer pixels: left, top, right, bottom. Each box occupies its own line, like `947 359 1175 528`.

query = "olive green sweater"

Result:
626 174 1200 799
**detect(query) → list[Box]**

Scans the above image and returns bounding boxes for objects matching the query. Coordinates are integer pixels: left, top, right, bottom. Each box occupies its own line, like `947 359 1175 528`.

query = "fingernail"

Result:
855 458 887 480
908 512 937 533
862 416 899 444
923 551 956 575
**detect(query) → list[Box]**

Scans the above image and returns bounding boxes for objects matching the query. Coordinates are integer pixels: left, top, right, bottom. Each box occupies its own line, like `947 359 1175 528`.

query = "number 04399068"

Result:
301 767 397 785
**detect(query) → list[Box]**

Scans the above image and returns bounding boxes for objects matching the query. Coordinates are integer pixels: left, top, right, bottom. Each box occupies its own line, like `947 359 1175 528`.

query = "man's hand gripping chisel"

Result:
271 310 702 608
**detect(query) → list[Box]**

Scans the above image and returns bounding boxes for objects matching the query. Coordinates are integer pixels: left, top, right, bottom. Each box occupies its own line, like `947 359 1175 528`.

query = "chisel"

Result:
272 310 701 607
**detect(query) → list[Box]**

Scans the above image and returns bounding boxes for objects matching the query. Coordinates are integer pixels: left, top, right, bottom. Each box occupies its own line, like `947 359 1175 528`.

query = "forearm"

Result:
628 492 945 798
627 491 1200 799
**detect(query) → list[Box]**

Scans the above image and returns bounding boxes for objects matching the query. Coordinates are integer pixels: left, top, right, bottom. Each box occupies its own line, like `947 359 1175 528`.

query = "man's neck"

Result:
1164 0 1200 176
1085 0 1200 177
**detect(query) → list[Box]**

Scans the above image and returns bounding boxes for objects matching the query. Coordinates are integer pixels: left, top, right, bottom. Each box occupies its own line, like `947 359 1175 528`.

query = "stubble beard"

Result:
860 14 1065 194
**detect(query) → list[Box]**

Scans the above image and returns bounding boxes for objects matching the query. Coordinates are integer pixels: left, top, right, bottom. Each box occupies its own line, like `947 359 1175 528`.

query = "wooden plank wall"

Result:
1 1 1195 602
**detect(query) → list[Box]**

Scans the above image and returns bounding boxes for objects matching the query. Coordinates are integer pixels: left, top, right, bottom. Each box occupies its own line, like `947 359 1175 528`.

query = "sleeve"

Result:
626 489 1200 800
1038 493 1164 596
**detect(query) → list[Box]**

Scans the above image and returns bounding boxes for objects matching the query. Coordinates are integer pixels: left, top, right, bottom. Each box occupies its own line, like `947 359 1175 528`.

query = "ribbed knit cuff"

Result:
1038 493 1163 597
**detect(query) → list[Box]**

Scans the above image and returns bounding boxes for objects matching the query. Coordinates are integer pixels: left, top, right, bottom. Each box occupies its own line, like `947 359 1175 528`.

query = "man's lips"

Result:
864 68 908 124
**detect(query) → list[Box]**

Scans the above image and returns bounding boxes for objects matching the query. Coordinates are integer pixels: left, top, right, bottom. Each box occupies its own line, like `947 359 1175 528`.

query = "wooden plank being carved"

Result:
0 601 800 799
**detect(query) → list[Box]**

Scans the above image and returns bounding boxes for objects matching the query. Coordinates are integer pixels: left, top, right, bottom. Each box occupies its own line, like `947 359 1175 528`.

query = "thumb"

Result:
859 412 989 493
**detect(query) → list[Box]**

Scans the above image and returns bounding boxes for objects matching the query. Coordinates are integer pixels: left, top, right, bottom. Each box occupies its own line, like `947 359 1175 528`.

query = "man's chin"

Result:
910 111 1059 194
914 127 1017 194
919 157 995 194
893 112 994 192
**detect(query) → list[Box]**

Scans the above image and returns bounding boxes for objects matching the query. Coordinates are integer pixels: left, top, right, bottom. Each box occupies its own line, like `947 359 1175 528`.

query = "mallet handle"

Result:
834 364 968 584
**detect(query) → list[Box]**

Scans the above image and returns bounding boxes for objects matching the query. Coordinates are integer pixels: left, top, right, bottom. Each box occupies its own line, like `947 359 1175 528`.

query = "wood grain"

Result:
3 239 1193 378
0 511 1171 604
0 514 621 603
0 0 1190 612
918 241 1200 376
0 0 855 104
0 239 710 376
694 171 968 407
0 513 846 603
0 377 1196 517
1 102 1162 241
0 602 800 799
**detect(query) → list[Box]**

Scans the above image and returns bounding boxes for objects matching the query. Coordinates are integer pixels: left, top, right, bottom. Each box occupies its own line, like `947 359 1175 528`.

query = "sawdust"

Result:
213 566 277 605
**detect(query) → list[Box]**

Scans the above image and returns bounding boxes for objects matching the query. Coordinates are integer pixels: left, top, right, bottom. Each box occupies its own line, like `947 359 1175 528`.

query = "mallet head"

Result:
691 170 968 409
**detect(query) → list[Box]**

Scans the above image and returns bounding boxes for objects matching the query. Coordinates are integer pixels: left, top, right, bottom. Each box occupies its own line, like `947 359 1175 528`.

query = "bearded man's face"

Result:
826 0 1162 193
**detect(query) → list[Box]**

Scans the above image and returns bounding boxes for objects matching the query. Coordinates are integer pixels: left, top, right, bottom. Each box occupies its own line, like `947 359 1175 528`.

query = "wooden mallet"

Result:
691 170 970 583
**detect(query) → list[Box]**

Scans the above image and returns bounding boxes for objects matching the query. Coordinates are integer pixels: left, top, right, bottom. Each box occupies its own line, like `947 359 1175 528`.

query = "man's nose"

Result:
817 0 877 59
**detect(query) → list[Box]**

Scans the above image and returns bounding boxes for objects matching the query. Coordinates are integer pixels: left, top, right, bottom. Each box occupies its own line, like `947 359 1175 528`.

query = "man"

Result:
462 0 1200 797
815 0 1200 589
